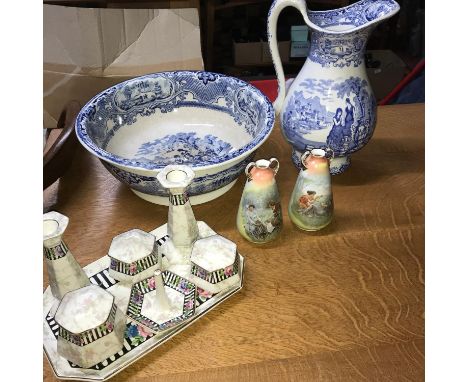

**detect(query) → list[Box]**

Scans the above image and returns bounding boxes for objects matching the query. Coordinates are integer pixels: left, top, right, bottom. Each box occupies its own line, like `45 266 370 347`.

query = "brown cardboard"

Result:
365 50 407 100
43 5 204 129
233 41 262 66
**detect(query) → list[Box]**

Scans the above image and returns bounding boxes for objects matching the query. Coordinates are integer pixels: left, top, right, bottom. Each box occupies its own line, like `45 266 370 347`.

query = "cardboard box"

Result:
261 41 290 64
291 25 309 42
290 41 310 58
43 5 204 129
365 50 407 100
233 41 262 65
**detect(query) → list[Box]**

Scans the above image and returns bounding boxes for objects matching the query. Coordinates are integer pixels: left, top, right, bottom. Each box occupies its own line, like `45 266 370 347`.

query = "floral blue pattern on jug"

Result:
267 0 399 174
282 76 376 158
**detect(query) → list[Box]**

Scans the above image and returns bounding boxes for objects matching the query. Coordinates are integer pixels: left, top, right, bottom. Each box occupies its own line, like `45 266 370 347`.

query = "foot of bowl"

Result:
131 180 238 206
329 156 351 175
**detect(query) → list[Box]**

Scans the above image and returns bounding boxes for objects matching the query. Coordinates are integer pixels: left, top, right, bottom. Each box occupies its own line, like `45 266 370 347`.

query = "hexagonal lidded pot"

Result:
54 284 126 368
190 234 241 294
108 229 159 284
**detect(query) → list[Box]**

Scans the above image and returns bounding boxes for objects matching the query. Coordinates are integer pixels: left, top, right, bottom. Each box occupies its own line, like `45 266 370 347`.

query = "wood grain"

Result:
43 103 425 381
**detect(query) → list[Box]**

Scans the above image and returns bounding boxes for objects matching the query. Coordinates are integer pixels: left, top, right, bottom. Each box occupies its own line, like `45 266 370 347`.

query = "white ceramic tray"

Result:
43 223 244 381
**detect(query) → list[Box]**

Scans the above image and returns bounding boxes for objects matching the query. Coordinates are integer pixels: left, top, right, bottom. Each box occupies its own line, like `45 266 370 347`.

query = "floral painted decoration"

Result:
125 323 153 346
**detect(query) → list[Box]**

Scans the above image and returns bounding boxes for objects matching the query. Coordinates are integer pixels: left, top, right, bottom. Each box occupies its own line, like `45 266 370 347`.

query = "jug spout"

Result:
306 0 400 34
304 0 400 70
305 0 399 69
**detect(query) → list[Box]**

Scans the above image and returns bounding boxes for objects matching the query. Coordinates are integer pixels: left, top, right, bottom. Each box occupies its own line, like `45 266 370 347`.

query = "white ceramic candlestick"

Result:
153 269 170 312
156 165 199 249
43 211 90 300
155 164 241 295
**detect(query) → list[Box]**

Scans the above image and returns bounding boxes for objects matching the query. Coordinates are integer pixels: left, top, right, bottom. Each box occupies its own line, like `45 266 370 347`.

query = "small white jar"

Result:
190 234 241 294
108 229 159 284
54 285 126 368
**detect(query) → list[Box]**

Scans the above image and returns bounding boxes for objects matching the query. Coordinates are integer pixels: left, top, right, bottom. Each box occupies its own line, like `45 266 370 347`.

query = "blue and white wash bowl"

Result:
75 71 275 205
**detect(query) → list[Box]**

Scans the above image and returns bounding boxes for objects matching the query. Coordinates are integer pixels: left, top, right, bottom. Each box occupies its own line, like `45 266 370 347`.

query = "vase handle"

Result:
245 162 256 180
300 150 312 168
267 0 309 115
269 157 280 175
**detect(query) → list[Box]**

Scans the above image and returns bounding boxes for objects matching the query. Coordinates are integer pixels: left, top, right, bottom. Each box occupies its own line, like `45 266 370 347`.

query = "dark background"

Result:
218 0 422 74
44 0 425 102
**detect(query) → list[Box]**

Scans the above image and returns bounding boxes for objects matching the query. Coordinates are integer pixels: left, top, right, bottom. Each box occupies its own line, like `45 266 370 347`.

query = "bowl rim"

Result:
75 70 275 172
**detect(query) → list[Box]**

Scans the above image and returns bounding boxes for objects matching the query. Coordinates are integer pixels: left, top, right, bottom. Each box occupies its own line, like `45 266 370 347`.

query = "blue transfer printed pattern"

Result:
103 154 254 197
197 71 218 85
307 0 399 29
134 132 233 166
308 29 370 68
282 76 376 157
304 0 399 68
76 71 274 171
330 158 351 175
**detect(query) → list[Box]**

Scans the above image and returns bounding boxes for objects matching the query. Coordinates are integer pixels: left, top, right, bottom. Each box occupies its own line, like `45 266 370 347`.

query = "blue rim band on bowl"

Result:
75 70 275 172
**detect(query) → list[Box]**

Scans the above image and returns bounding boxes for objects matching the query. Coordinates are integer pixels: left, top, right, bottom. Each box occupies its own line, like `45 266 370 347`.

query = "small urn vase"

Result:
43 211 90 300
288 149 334 231
236 158 282 243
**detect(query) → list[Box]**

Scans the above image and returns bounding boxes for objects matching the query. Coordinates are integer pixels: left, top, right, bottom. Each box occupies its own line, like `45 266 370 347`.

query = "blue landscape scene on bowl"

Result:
76 71 275 170
103 154 255 197
75 71 274 201
134 132 233 166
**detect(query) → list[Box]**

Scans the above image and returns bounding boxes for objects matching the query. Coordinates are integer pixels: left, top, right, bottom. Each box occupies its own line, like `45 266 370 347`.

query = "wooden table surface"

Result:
43 103 425 381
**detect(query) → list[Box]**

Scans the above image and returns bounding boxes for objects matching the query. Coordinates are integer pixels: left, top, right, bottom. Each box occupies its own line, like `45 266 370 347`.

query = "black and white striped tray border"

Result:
45 234 214 371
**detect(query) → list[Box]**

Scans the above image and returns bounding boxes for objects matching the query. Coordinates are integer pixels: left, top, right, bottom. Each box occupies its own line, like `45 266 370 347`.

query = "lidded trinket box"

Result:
54 285 127 368
190 234 241 294
108 229 159 284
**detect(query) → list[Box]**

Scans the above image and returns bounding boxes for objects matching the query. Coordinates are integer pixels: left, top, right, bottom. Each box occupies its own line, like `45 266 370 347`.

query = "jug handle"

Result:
267 0 310 115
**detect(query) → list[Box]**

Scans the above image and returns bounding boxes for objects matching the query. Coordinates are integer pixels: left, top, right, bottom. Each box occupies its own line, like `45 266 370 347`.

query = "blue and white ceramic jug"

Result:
268 0 400 174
